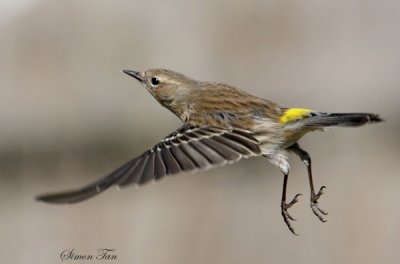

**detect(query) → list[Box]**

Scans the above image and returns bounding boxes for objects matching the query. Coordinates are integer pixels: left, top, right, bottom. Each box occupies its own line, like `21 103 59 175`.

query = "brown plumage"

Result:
36 68 383 235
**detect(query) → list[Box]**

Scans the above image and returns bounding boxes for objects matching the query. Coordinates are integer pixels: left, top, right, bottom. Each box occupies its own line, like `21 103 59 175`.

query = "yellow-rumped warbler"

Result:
37 69 382 234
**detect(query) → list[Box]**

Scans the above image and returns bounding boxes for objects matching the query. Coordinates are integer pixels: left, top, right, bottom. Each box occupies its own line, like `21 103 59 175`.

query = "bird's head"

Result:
123 69 199 107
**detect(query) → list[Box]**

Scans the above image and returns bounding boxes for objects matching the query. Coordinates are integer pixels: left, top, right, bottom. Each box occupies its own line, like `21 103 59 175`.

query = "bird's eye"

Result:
150 77 160 86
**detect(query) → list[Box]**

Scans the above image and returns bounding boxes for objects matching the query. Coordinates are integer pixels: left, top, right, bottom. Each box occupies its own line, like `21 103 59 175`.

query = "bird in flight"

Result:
37 69 382 234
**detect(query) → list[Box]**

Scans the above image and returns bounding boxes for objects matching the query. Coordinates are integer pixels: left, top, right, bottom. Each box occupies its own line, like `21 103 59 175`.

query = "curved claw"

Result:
314 186 327 200
311 203 328 222
287 193 302 208
311 186 328 222
281 193 302 235
314 202 328 215
285 209 297 221
281 208 299 235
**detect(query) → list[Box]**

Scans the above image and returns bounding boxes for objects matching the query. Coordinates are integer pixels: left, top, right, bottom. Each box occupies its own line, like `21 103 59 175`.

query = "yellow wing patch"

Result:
280 108 314 124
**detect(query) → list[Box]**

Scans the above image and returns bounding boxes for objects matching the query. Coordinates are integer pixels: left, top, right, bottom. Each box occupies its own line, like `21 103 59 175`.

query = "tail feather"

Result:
305 113 383 127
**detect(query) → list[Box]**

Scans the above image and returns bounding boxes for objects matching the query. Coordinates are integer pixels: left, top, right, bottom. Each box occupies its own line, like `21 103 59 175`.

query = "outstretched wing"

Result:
36 125 261 204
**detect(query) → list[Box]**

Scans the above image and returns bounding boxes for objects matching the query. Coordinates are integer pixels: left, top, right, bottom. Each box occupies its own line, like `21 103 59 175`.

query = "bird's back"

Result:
185 82 284 130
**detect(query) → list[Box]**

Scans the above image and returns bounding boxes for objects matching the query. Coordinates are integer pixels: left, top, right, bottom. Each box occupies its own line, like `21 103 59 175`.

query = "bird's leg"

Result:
290 143 328 222
281 171 302 235
306 157 328 221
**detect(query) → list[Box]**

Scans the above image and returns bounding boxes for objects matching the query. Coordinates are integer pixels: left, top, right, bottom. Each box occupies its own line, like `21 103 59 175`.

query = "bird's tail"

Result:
304 112 383 127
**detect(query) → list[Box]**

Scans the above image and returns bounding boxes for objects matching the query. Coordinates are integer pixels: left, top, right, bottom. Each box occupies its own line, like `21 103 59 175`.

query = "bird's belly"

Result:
281 130 308 148
281 126 323 148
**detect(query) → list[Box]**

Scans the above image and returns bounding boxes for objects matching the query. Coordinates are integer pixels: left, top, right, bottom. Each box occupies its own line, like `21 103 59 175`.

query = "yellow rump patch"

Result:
280 108 314 124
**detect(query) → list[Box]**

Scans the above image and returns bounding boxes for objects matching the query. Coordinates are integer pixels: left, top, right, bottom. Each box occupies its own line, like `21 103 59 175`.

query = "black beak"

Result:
123 70 143 81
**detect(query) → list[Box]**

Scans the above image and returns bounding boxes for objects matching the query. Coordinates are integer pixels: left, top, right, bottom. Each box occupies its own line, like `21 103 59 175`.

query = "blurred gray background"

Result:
1 0 399 263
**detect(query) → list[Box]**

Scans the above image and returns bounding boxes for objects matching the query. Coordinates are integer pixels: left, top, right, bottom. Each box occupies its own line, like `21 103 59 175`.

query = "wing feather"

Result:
178 143 209 168
188 140 226 165
161 147 181 175
154 149 167 180
169 145 197 171
36 125 261 204
139 151 156 184
201 138 242 162
117 152 149 185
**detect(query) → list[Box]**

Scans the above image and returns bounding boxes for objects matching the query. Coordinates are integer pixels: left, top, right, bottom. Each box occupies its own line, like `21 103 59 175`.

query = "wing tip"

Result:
35 192 72 204
35 189 94 204
35 194 48 202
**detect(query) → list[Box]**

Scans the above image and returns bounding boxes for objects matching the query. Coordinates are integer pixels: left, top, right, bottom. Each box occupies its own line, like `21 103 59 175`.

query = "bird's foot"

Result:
310 186 328 222
281 193 302 235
